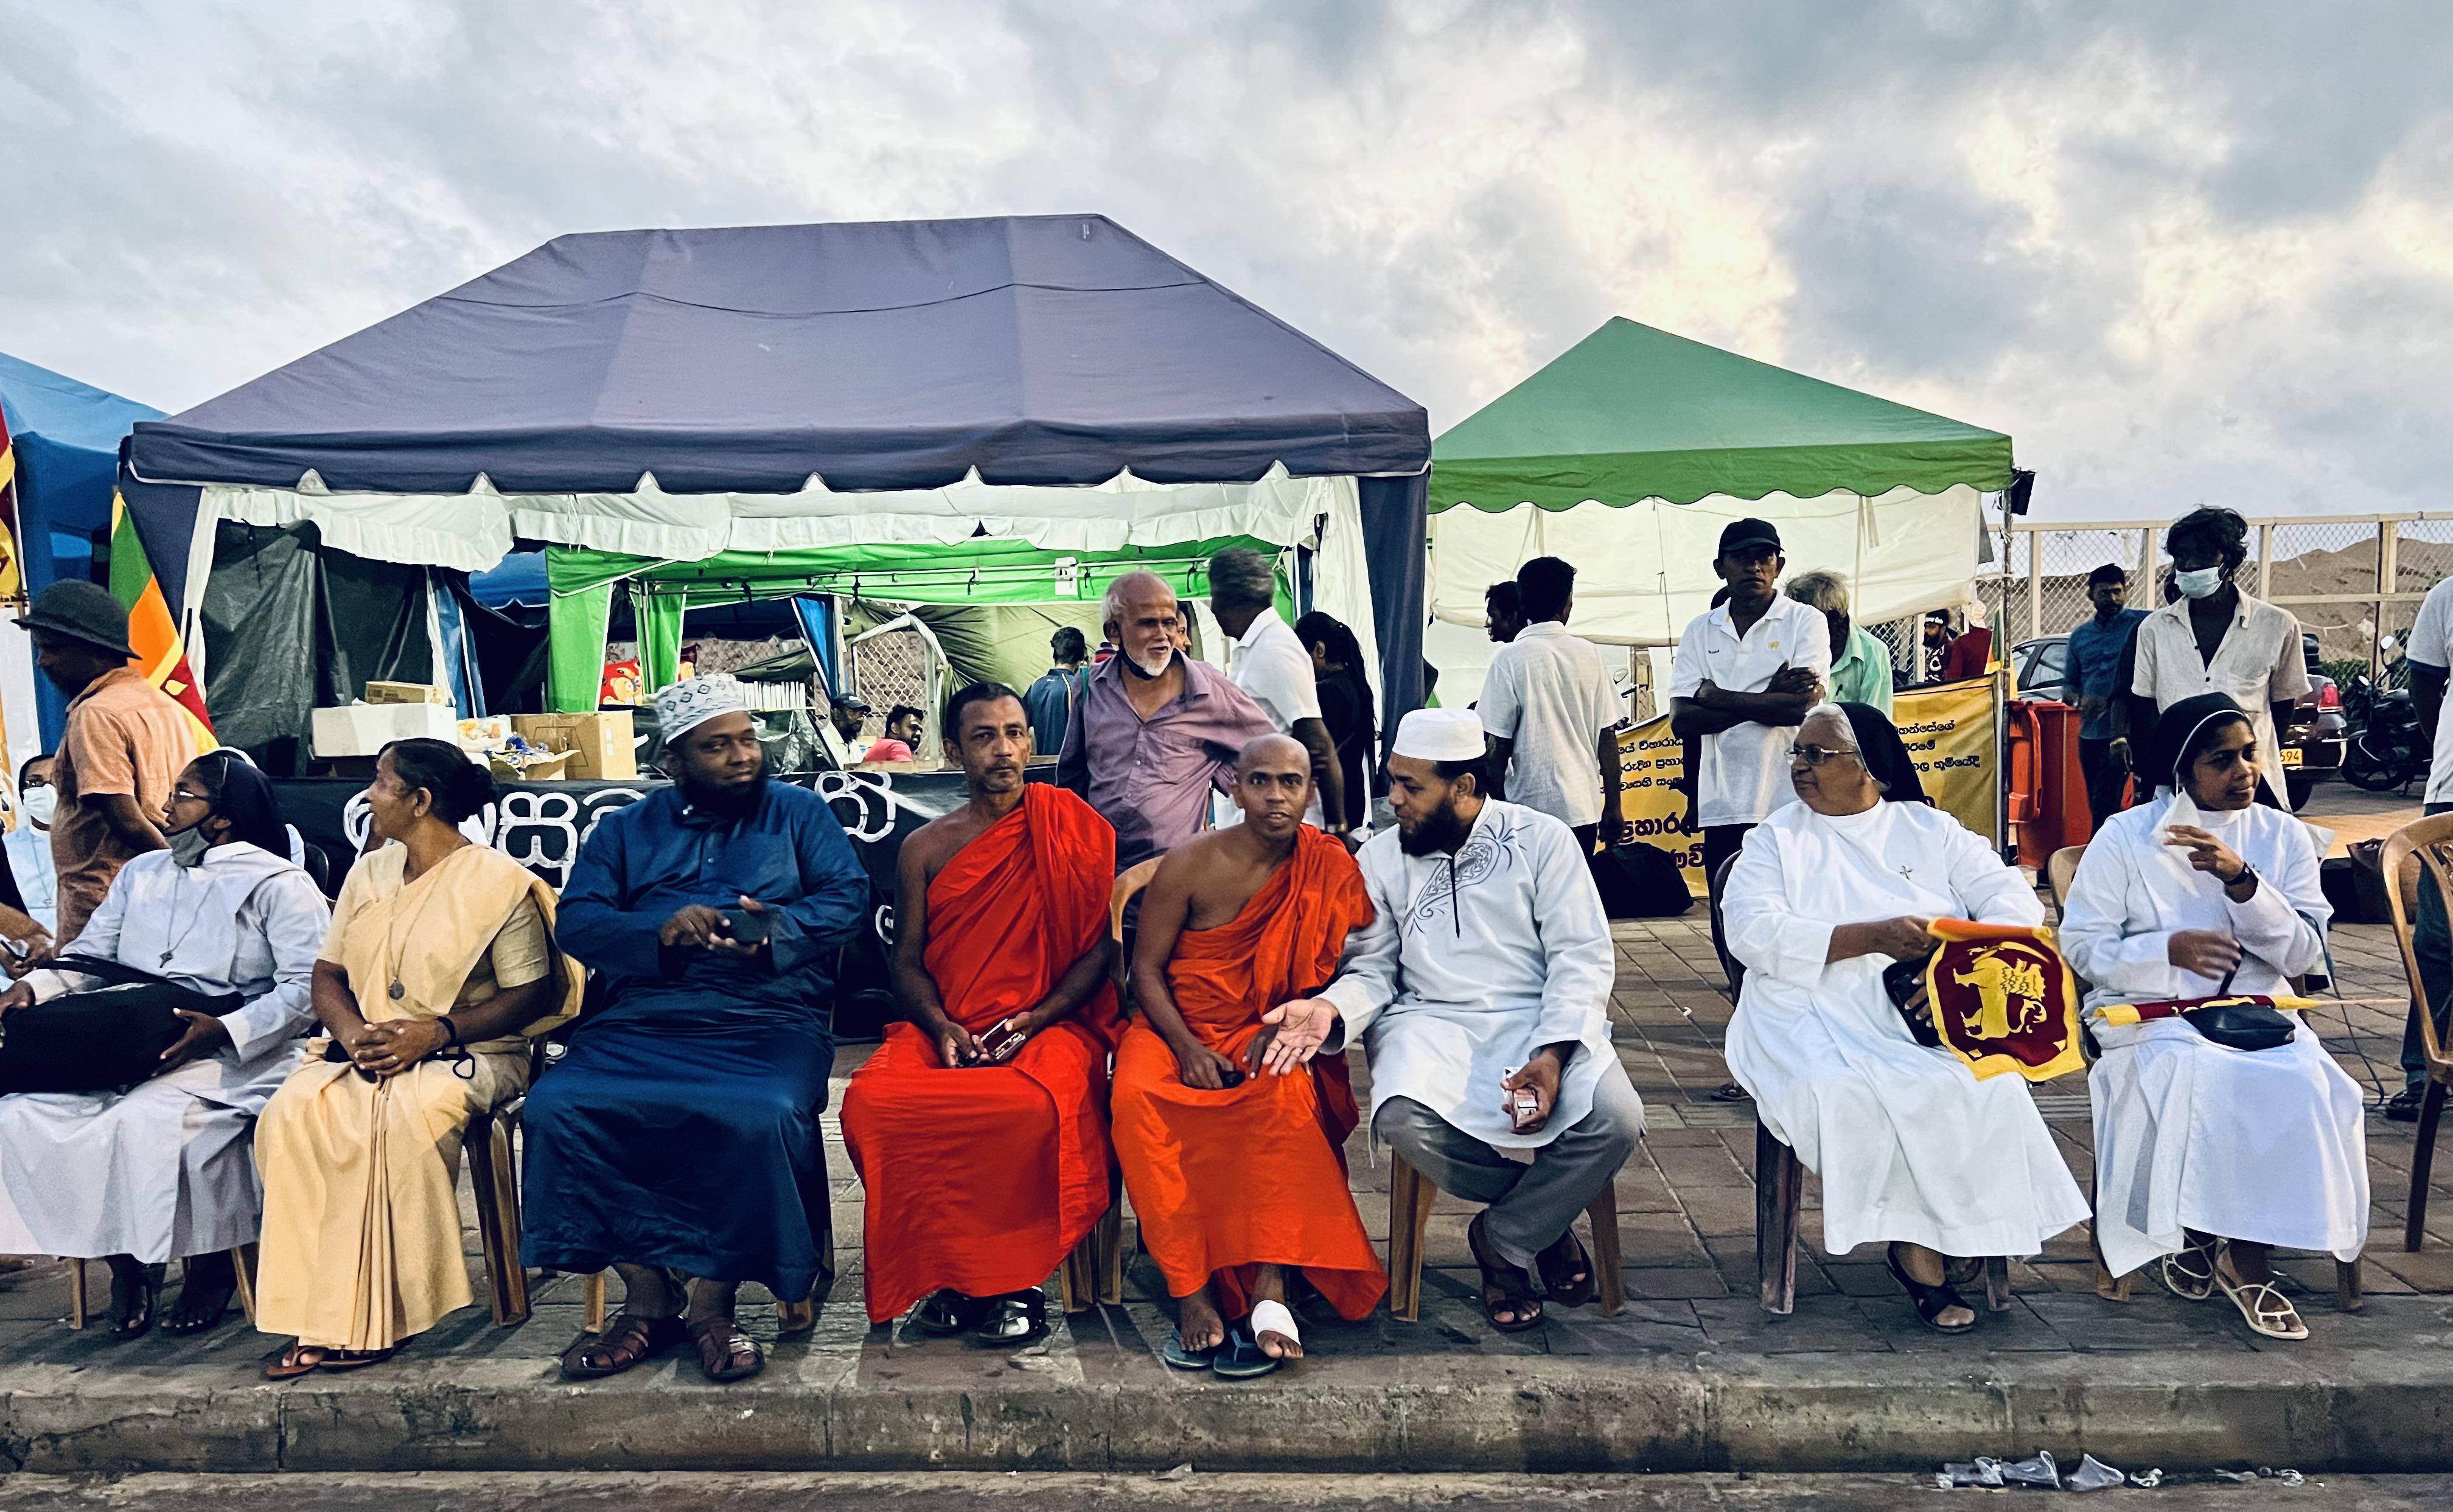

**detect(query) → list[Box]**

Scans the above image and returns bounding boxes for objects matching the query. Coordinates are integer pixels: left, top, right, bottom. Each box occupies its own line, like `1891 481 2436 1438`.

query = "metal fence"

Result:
1984 513 2453 682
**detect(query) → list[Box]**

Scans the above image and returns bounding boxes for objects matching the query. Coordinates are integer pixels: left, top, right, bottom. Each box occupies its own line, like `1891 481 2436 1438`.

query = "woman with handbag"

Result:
2060 693 2363 1341
251 738 581 1378
0 749 329 1339
1722 703 2089 1334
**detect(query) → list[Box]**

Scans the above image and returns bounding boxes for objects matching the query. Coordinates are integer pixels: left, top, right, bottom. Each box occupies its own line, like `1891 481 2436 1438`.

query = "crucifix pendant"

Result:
389 980 406 1001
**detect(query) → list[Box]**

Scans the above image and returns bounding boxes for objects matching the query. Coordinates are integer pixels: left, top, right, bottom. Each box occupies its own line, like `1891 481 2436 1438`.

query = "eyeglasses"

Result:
1787 743 1862 767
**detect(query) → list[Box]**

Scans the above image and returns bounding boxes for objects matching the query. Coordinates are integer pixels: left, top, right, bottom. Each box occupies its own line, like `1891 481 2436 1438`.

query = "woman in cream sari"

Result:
253 738 580 1376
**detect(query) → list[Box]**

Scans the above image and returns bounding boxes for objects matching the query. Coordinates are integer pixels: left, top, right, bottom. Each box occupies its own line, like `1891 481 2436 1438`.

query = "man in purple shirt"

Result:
1057 571 1274 870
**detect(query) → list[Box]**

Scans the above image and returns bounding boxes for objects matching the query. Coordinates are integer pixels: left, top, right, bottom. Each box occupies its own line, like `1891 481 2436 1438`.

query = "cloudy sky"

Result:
3 1 2448 520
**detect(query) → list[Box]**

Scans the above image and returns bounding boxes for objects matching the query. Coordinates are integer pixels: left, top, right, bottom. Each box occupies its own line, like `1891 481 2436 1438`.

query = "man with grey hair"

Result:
1785 571 1893 717
1058 570 1274 869
1207 548 1350 839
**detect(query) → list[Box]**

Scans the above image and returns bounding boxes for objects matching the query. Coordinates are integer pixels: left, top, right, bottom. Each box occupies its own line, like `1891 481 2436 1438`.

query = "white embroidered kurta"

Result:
0 843 327 1262
1724 800 2090 1258
1319 800 1631 1150
2059 795 2365 1278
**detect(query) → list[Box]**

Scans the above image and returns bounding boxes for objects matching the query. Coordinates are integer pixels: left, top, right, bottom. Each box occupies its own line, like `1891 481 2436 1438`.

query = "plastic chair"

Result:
1386 1152 1625 1322
1722 853 2011 1316
69 1245 257 1331
2384 812 2453 1252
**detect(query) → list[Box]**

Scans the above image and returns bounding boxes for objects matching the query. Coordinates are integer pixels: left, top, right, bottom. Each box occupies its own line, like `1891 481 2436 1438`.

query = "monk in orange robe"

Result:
840 684 1116 1345
1114 733 1385 1378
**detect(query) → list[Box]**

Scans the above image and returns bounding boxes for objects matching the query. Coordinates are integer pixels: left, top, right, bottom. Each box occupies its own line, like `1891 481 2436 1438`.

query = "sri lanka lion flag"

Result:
0 406 23 605
106 492 214 747
1916 919 2086 1083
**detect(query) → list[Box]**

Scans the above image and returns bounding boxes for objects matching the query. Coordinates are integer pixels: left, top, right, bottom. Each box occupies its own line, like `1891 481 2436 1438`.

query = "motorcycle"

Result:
2342 663 2430 792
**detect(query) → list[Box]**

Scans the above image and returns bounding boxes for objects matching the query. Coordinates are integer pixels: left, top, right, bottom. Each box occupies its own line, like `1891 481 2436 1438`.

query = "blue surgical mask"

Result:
2174 566 2224 599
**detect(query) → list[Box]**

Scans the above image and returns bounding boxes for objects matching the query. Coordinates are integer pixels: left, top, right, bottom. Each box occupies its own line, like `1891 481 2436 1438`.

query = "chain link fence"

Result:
1987 514 2451 687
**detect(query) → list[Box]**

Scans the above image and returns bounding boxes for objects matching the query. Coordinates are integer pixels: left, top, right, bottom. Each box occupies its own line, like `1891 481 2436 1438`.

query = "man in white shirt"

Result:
9 755 60 937
1667 518 1830 910
1479 557 1626 854
2389 576 2453 1121
1208 549 1349 837
1258 708 1638 1332
2124 507 2309 809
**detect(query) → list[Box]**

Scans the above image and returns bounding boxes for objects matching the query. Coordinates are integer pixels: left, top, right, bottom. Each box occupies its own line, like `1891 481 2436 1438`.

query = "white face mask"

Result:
18 786 55 828
2174 566 2225 599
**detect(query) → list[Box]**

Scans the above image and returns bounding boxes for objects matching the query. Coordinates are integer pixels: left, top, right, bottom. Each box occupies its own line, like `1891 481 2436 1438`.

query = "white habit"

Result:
0 843 328 1263
1723 799 2090 1258
7 826 57 935
1319 799 1635 1150
2059 795 2365 1279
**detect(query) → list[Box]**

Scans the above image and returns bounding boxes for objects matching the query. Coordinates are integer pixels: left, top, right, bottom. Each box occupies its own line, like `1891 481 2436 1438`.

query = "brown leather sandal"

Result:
688 1315 765 1382
560 1312 684 1381
1468 1213 1544 1333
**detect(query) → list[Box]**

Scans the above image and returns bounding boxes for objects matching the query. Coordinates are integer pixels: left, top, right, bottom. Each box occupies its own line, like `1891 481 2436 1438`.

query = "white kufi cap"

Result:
654 672 750 742
1392 707 1485 762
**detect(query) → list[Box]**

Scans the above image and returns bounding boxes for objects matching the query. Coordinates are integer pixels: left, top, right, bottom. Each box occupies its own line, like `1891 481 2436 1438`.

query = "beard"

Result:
1397 798 1474 856
681 768 767 820
1125 645 1174 679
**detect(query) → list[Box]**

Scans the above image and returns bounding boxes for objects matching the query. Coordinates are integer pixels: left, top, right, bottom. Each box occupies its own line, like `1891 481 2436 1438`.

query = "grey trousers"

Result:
1372 1067 1643 1271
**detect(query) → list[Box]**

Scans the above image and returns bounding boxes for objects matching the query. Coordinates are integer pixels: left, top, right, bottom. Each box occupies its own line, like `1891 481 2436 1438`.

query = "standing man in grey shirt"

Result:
1057 571 1274 871
1479 557 1626 855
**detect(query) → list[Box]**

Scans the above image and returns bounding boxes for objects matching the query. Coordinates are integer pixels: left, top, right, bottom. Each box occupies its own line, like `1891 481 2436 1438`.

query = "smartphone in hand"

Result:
721 908 772 947
974 1020 1028 1065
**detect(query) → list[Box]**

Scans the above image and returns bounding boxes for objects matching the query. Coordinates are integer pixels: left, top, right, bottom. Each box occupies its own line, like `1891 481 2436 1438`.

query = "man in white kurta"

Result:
1723 793 2090 1261
0 840 326 1263
2060 773 2365 1285
1295 709 1639 1291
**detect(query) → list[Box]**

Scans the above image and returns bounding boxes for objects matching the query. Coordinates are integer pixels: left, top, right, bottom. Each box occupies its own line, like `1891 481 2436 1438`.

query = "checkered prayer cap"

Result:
653 672 750 742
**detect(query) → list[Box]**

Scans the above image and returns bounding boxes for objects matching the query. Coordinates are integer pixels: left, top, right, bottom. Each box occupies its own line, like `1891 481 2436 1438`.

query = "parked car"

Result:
2011 632 2345 809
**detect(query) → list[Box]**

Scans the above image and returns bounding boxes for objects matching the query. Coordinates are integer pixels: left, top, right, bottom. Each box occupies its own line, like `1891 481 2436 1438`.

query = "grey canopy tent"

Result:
119 215 1432 731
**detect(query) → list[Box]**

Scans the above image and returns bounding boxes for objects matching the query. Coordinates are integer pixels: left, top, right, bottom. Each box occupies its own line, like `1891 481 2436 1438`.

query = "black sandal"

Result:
1886 1242 1977 1334
560 1312 685 1380
1537 1227 1596 1308
1468 1213 1544 1333
107 1263 166 1342
162 1255 237 1336
969 1292 1049 1348
910 1289 985 1337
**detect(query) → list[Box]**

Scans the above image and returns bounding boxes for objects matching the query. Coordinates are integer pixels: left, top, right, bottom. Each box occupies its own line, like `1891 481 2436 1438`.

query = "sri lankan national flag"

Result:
0 407 23 605
107 492 214 748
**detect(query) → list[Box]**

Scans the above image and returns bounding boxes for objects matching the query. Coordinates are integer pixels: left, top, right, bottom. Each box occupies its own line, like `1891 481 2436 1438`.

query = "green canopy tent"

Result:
1426 317 2014 703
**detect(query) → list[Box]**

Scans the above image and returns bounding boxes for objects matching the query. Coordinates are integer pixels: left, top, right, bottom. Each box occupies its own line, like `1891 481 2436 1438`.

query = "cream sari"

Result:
253 843 580 1351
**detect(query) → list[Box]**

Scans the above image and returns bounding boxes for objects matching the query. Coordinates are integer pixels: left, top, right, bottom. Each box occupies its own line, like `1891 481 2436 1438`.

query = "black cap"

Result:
1717 518 1782 557
830 692 872 712
16 580 134 659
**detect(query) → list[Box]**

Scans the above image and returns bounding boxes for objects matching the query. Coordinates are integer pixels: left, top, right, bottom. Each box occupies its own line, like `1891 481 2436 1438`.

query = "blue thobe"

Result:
522 781 868 1297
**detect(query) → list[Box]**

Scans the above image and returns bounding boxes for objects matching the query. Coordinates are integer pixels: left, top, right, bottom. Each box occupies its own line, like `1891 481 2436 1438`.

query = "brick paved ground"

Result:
3 889 2440 1371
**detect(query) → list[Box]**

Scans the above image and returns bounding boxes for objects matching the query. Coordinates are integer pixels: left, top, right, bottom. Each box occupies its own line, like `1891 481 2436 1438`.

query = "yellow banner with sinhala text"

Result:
1612 671 2005 895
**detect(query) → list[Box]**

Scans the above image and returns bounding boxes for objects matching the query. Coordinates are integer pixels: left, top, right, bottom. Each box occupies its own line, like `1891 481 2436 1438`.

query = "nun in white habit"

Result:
2059 692 2362 1342
1725 704 2088 1332
0 750 327 1339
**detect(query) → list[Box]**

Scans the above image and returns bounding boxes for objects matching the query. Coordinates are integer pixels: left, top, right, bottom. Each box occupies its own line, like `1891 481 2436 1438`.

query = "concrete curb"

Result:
6 1351 2452 1475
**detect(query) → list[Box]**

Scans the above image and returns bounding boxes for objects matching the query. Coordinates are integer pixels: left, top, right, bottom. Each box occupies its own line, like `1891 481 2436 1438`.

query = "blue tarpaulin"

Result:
0 353 164 744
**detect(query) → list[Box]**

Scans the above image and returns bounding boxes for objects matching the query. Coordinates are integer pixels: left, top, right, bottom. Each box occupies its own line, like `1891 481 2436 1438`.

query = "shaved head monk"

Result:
839 683 1118 1346
1112 733 1386 1379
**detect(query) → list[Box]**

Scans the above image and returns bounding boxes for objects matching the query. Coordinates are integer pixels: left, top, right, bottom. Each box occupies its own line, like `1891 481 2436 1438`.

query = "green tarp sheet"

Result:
1429 317 2012 513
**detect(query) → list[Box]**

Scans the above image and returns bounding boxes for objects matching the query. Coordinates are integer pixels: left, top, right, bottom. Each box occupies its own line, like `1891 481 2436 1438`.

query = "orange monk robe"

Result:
840 784 1117 1324
1111 826 1387 1321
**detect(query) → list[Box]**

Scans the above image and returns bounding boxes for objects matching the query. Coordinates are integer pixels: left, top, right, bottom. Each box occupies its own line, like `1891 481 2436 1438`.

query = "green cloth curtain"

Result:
1430 316 2012 513
544 535 1284 713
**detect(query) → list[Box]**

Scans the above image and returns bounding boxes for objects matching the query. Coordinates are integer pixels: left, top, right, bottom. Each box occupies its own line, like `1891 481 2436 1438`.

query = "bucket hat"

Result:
17 580 134 660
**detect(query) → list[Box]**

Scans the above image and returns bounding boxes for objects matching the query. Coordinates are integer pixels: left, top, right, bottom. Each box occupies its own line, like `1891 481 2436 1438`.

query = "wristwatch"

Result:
2224 861 2260 899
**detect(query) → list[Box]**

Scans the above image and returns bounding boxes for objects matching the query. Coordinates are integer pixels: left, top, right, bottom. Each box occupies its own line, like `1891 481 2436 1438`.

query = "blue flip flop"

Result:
1160 1326 1218 1370
1209 1319 1280 1379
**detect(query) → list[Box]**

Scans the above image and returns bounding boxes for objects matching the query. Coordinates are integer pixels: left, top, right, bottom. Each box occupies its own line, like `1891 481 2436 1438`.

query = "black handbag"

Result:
1883 957 1944 1048
2183 1001 2297 1053
0 957 245 1096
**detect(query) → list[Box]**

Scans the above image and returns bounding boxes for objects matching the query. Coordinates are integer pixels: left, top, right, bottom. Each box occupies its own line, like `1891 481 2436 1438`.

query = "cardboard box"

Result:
365 680 451 706
510 711 638 781
490 750 573 782
311 703 460 758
